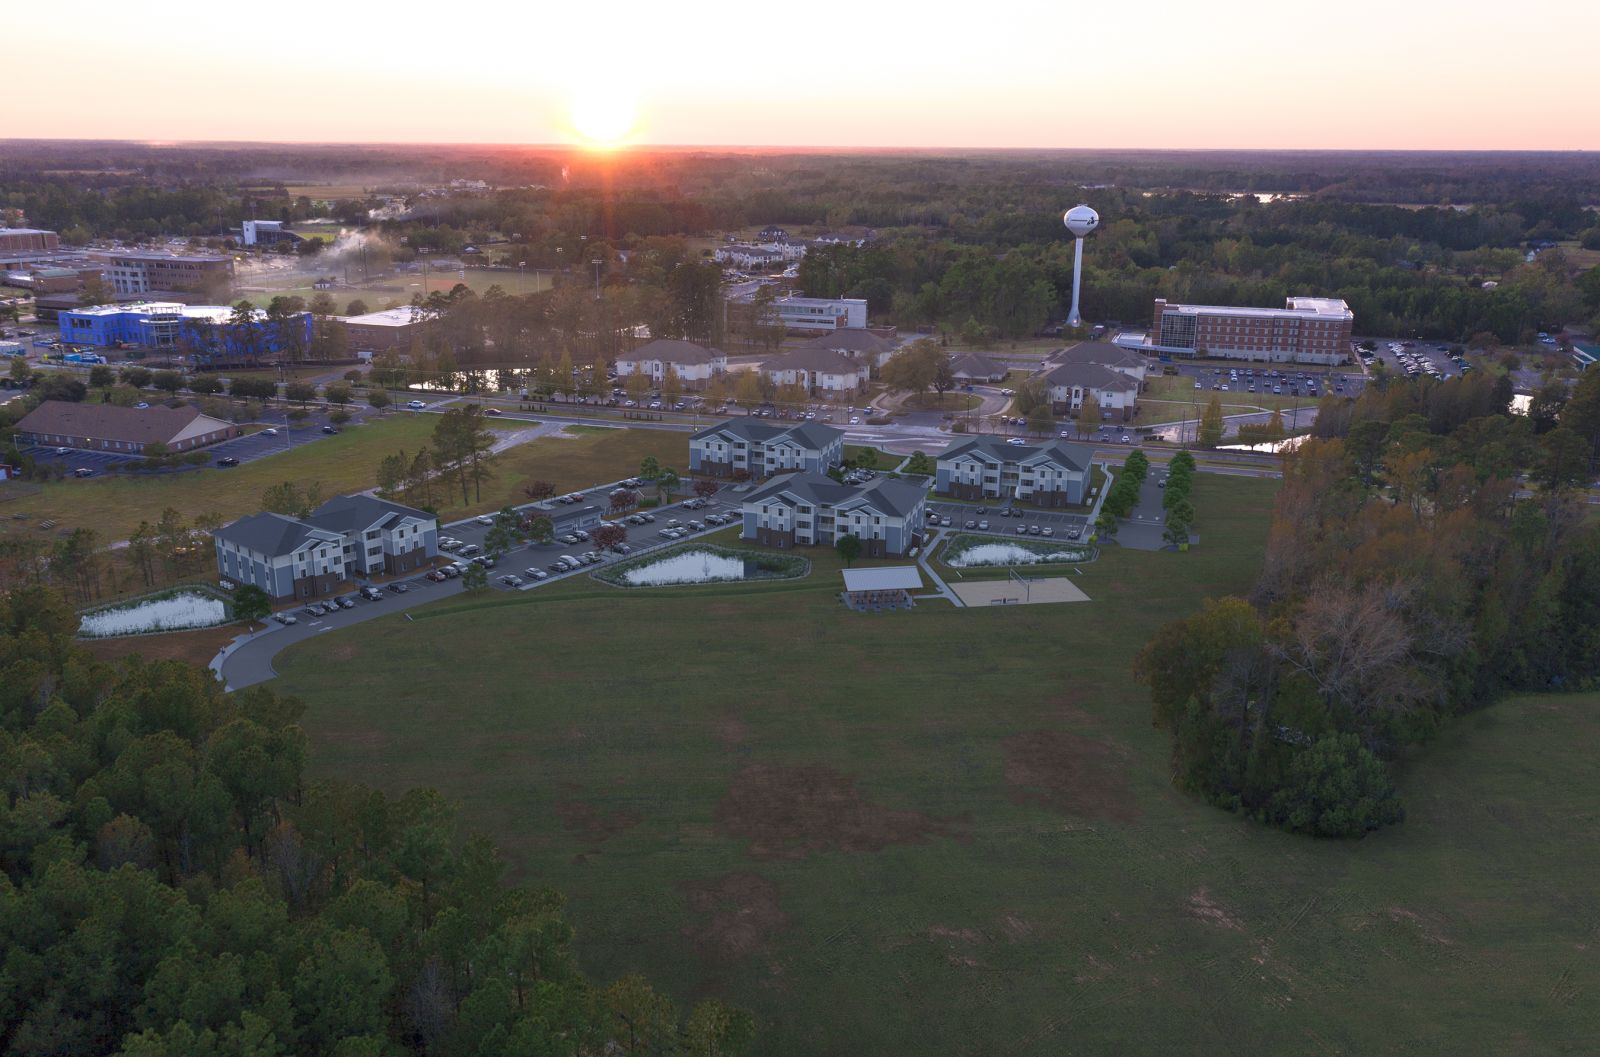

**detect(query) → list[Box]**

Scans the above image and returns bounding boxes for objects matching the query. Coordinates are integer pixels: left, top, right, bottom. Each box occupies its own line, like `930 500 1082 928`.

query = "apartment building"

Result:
614 338 727 388
689 418 845 478
213 495 438 602
741 471 927 557
762 346 869 393
1139 297 1354 365
935 438 1096 508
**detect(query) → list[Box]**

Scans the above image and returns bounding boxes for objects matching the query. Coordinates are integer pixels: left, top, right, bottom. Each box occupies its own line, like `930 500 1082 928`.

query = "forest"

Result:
0 588 750 1057
1134 367 1600 836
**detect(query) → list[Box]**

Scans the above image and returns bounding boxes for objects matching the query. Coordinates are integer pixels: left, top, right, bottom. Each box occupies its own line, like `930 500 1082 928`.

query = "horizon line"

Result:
4 138 1600 155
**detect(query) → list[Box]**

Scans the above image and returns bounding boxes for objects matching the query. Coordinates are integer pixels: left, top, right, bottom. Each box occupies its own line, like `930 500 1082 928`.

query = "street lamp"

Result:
591 259 603 300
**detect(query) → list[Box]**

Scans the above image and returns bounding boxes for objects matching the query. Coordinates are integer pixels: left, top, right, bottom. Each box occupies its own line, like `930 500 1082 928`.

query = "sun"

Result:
570 86 638 148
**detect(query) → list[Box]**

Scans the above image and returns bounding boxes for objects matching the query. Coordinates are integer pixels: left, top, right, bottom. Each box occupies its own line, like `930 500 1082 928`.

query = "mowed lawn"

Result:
0 416 687 542
273 475 1600 1057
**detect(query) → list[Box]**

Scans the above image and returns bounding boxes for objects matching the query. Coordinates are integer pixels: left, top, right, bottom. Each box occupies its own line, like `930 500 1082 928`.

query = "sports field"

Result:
274 475 1600 1056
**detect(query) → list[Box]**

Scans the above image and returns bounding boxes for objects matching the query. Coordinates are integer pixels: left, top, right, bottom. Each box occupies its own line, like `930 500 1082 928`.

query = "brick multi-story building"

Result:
1143 297 1354 365
94 250 234 299
0 228 61 256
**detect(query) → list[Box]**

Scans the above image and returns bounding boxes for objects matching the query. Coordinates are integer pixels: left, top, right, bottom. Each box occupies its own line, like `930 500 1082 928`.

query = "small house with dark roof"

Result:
614 338 726 388
14 400 237 454
950 352 1007 383
741 471 928 557
690 417 845 478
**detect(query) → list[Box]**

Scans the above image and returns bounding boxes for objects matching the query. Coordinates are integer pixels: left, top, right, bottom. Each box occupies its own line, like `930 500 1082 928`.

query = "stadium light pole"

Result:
1062 205 1100 330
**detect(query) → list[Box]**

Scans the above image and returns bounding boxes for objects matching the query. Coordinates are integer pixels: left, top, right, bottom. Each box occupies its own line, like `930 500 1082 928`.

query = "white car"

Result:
407 399 426 410
476 515 494 525
261 427 278 436
849 416 861 424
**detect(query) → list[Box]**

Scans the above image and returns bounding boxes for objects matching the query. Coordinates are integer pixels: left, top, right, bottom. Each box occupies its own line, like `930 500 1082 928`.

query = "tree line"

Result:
1134 370 1600 837
0 587 751 1057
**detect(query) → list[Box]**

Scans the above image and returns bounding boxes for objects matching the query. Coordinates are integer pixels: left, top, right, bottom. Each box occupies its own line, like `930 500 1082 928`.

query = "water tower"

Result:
1062 204 1100 329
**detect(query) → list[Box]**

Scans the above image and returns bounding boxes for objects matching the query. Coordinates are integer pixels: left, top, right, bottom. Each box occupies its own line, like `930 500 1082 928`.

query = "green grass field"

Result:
0 416 687 542
269 473 1600 1055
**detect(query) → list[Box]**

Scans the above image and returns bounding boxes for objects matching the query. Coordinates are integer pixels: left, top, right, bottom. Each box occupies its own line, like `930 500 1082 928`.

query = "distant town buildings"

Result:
14 400 238 454
1124 297 1354 365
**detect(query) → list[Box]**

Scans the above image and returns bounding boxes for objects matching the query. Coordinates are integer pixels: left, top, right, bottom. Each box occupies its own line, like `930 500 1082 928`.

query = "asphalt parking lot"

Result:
926 500 1090 540
1359 337 1466 380
18 446 142 473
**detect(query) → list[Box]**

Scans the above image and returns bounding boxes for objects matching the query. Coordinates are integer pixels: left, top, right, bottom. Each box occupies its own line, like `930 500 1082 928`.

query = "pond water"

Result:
948 543 1089 568
80 591 228 637
621 550 758 586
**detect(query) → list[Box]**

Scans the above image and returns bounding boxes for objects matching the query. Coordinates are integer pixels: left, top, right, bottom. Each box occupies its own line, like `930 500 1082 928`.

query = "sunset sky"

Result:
12 0 1598 149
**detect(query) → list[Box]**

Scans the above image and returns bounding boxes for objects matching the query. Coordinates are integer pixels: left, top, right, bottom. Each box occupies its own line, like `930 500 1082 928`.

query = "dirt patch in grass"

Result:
1187 887 1244 931
679 871 790 963
1002 731 1140 822
714 764 964 859
556 800 643 846
717 717 751 748
79 622 243 669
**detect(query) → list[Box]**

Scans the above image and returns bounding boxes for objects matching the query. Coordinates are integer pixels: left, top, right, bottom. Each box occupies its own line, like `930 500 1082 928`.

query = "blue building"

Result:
57 301 313 367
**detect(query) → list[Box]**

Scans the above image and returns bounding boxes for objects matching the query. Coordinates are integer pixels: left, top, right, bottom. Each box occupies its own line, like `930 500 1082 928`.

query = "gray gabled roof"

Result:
950 352 1006 379
798 328 890 355
213 512 341 558
937 437 1096 472
763 346 866 374
305 494 434 535
1046 341 1149 370
616 338 722 364
1042 361 1139 392
691 417 844 448
746 471 927 519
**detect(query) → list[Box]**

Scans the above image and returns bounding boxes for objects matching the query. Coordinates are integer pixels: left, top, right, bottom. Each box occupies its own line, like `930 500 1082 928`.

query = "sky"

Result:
11 0 1599 149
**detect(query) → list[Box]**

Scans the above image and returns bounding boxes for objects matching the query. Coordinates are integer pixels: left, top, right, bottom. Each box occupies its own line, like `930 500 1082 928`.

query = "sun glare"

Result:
570 87 638 148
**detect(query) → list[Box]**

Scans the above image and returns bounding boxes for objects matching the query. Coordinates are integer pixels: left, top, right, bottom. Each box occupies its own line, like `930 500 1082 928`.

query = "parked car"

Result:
303 605 326 617
73 467 96 478
1041 526 1053 536
1029 525 1042 535
322 425 339 434
427 569 448 582
360 586 384 600
499 574 523 586
335 596 357 609
272 612 298 625
216 457 239 467
1016 525 1028 535
978 520 990 530
1068 527 1082 540
441 565 461 578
